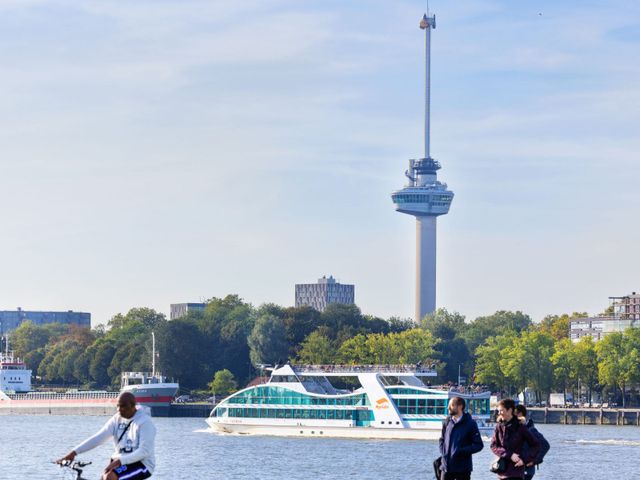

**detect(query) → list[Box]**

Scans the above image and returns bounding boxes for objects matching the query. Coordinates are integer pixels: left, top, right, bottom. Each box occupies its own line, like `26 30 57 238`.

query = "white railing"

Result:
291 364 436 375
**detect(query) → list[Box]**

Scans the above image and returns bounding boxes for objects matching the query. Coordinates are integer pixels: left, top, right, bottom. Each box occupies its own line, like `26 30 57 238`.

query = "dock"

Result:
524 407 640 426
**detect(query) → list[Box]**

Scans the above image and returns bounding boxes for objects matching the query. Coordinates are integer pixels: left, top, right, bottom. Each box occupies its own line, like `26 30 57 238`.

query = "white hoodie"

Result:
73 406 156 473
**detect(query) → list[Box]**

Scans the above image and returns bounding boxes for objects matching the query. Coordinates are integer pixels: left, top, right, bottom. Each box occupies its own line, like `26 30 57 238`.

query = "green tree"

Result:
620 328 640 407
282 306 322 351
156 319 212 390
89 341 116 386
297 330 337 364
10 321 70 372
539 313 586 341
199 295 255 383
339 329 436 365
463 311 532 354
209 369 237 397
596 332 623 404
421 308 467 341
387 317 415 333
550 338 576 398
420 309 470 382
474 333 516 391
247 314 290 366
108 307 166 330
520 331 555 402
573 336 598 405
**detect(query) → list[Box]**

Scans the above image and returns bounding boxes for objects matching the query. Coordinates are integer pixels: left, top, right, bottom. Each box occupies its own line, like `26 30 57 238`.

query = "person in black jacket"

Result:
514 405 550 480
438 396 484 480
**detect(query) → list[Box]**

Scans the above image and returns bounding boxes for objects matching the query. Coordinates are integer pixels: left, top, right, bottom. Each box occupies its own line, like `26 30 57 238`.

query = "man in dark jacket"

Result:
438 396 484 480
514 405 550 480
490 399 540 480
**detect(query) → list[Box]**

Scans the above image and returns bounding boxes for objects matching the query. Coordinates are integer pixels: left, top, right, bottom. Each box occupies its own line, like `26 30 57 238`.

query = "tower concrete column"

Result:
416 216 437 322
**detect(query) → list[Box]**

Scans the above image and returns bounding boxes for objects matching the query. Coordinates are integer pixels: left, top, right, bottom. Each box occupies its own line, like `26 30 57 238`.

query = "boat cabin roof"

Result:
271 364 437 377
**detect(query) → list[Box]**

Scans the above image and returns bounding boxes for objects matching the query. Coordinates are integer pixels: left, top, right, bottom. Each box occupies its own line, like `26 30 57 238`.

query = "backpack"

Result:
530 426 550 465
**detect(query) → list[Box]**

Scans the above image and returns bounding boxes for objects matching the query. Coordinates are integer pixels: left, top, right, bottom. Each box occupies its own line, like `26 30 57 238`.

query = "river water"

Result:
3 415 640 479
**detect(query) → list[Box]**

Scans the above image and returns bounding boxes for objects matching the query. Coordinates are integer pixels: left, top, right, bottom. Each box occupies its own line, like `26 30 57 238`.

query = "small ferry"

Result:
206 364 491 440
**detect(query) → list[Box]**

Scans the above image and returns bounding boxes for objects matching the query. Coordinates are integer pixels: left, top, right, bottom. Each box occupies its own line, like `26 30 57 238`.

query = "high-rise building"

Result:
295 276 355 312
391 13 453 322
0 308 90 334
170 302 206 320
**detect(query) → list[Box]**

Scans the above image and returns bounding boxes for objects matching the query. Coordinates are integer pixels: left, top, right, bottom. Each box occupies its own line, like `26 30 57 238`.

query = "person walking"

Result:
57 392 156 480
490 399 540 480
514 405 550 480
438 396 484 480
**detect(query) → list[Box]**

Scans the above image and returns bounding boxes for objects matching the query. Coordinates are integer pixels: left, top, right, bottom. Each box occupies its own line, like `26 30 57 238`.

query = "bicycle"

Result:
56 460 92 480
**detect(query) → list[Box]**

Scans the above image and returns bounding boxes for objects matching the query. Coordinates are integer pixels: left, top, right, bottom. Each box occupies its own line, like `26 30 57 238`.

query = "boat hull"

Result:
205 418 443 440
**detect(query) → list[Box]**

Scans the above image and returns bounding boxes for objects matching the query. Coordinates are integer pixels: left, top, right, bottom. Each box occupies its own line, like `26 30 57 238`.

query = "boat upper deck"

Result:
286 364 437 377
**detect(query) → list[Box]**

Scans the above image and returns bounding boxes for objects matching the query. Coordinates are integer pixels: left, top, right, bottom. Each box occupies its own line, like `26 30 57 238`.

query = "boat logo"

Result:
375 398 390 409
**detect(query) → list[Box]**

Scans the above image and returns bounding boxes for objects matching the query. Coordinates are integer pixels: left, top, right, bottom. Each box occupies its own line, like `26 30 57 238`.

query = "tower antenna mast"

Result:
419 12 435 159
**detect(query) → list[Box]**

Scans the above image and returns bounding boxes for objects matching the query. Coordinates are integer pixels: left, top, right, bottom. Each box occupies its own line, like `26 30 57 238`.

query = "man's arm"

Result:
73 418 115 455
112 421 156 466
458 421 484 455
57 417 115 464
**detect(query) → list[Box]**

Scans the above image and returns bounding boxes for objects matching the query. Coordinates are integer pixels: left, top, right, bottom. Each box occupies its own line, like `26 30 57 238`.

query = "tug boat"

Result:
206 364 491 440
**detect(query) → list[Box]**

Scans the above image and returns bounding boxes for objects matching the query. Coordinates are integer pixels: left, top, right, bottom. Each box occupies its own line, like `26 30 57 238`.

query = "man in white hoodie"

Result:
57 392 156 480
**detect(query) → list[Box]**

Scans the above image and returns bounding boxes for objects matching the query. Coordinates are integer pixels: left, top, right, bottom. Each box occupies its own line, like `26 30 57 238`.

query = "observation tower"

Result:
391 13 454 322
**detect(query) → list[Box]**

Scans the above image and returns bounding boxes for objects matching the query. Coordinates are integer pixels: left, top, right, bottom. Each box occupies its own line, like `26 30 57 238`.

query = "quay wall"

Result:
521 408 640 426
0 403 212 417
0 405 117 416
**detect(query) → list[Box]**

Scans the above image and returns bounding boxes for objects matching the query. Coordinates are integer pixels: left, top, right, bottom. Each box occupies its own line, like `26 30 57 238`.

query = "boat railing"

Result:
291 364 437 375
7 391 120 400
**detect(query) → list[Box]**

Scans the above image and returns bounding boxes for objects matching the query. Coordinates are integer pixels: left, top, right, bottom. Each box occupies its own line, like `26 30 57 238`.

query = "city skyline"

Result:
0 1 638 325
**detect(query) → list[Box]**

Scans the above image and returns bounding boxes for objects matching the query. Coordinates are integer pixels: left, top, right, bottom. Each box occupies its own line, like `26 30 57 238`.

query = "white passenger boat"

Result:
206 364 491 440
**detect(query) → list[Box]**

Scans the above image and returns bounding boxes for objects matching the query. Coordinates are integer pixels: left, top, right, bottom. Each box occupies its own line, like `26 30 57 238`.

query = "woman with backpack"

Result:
490 399 540 480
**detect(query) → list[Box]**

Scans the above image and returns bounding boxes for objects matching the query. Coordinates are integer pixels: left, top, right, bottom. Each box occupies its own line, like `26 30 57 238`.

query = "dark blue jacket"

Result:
439 412 484 473
522 418 550 477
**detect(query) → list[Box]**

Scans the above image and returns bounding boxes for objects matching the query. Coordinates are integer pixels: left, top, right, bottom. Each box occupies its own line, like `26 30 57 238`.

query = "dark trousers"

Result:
440 472 470 480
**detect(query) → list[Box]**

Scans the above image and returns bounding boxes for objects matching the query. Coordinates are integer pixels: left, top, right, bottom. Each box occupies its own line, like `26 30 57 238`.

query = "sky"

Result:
0 0 638 325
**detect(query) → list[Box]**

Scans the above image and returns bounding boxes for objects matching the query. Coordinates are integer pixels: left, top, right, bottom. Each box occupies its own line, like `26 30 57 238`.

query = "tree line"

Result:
8 296 640 406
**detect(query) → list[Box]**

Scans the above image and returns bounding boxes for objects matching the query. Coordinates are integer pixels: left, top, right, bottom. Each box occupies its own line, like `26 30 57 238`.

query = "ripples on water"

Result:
3 415 640 480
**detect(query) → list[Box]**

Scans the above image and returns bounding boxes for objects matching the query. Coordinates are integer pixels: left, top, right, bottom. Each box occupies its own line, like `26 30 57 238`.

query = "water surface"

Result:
3 415 639 479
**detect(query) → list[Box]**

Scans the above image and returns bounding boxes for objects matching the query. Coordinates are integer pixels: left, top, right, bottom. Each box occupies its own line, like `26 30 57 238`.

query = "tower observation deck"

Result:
391 13 454 322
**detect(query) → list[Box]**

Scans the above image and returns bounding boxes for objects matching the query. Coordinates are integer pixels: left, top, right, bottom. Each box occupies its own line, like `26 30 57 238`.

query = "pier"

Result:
521 407 640 426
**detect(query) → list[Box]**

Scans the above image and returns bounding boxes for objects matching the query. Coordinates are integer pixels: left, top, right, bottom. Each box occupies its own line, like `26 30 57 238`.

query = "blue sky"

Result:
0 0 638 325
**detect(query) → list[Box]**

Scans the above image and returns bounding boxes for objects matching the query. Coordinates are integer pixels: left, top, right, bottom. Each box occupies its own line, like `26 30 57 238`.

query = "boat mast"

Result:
152 331 156 377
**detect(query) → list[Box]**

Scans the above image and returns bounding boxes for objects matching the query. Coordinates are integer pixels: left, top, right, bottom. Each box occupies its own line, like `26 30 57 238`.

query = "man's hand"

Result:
103 458 121 474
56 451 77 465
526 462 534 467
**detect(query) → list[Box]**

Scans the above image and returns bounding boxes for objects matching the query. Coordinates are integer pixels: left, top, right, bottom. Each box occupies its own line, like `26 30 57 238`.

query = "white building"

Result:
569 292 640 342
